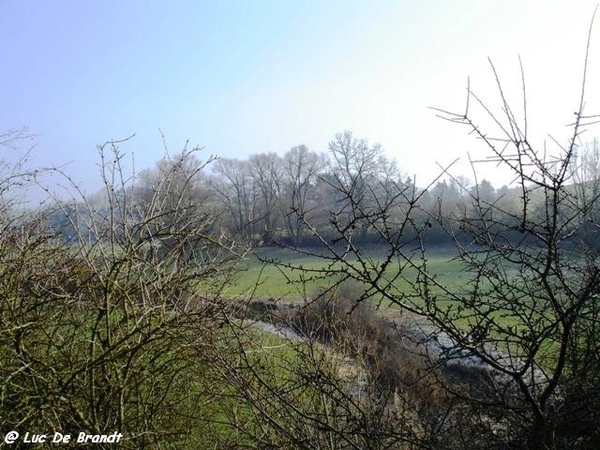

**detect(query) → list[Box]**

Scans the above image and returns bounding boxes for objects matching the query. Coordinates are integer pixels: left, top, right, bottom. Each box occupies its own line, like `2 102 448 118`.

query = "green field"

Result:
222 245 469 304
220 245 571 344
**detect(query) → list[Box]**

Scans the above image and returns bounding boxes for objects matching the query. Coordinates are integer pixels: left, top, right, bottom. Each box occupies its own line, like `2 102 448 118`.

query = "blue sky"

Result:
2 0 600 196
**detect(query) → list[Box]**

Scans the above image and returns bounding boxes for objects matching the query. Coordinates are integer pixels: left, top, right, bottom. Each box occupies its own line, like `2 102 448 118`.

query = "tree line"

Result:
123 131 600 251
123 131 538 249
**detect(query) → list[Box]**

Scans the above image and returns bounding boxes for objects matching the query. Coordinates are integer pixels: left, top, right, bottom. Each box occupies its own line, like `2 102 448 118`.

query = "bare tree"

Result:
211 157 258 241
326 131 401 243
0 139 246 448
259 18 600 450
0 127 36 150
248 152 284 244
280 145 324 246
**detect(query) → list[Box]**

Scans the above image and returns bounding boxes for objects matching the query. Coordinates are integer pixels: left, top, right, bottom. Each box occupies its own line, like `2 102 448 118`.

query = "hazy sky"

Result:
2 0 600 195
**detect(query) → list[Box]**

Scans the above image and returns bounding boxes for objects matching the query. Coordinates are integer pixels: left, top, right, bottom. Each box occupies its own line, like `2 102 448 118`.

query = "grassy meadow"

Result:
221 245 564 344
223 245 470 304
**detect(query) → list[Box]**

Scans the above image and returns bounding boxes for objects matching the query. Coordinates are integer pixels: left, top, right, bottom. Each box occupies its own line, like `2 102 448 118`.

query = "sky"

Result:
2 0 600 197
